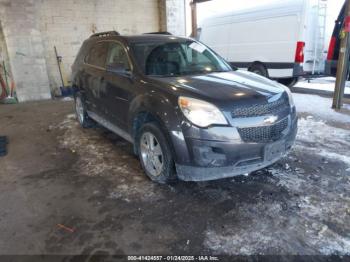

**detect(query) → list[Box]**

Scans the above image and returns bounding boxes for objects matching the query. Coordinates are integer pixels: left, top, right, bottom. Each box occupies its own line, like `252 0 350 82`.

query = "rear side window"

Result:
106 42 130 70
85 42 108 68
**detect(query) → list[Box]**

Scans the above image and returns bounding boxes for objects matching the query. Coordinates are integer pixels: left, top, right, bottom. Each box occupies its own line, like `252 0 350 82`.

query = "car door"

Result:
82 41 109 117
102 41 135 130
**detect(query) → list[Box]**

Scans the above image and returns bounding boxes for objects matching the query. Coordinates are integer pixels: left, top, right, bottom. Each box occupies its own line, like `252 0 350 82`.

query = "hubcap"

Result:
75 97 84 124
140 132 163 177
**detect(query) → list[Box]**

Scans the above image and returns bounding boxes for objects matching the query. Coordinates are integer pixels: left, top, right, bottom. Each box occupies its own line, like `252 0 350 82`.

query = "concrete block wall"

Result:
36 0 161 95
0 0 186 102
0 21 11 86
164 0 186 36
0 0 51 102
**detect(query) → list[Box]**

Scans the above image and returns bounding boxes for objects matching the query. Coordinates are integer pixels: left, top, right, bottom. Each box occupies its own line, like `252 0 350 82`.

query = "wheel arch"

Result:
72 75 85 98
248 61 269 78
128 94 181 158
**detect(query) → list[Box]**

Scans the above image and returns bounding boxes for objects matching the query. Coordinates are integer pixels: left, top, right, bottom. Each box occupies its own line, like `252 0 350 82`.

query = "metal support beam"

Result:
332 0 350 109
190 0 211 38
190 0 198 38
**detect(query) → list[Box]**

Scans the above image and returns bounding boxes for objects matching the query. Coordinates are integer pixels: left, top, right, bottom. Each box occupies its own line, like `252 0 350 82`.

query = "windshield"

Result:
131 40 232 76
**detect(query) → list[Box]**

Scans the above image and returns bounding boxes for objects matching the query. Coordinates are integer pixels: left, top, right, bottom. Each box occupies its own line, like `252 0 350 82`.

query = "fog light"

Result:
193 146 226 167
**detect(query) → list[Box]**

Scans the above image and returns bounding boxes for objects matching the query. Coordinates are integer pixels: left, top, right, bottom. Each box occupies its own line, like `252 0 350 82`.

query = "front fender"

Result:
128 93 181 131
128 93 191 164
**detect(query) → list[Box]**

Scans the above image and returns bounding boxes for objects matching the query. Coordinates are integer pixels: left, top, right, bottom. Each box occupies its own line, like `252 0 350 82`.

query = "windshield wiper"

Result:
208 70 229 73
148 73 181 77
179 70 218 76
190 70 231 75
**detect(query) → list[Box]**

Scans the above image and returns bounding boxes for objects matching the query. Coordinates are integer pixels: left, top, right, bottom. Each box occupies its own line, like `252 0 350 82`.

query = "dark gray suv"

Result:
72 31 297 183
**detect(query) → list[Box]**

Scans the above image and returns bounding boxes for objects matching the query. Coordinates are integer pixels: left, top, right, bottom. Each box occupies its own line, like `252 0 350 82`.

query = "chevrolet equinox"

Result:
71 31 298 183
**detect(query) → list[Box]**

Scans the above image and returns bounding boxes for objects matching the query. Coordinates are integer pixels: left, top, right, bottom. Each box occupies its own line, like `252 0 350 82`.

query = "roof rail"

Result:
90 31 120 38
143 31 172 35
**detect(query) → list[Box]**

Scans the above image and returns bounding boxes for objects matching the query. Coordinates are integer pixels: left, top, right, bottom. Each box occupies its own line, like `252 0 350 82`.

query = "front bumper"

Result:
173 113 297 181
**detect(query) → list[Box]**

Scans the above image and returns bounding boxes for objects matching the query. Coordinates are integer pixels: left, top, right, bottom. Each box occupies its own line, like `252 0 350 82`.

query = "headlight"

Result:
285 88 295 108
280 85 295 108
178 96 228 127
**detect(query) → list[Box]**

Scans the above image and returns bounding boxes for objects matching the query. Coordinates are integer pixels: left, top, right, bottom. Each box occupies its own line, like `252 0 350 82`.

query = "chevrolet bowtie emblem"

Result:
263 115 278 124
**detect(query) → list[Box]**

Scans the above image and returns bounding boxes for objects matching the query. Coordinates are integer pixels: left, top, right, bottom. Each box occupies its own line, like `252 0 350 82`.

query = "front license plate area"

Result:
264 140 286 162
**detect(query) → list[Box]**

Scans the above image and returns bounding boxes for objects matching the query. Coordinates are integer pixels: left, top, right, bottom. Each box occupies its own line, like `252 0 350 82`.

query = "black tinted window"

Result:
86 42 108 67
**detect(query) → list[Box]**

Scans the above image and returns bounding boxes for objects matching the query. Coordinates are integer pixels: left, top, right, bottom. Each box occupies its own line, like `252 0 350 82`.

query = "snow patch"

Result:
57 114 162 201
296 78 350 95
293 93 350 123
205 164 350 255
205 114 350 255
296 118 350 166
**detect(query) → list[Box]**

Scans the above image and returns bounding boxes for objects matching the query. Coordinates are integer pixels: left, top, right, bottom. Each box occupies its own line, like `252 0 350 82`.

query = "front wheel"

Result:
137 122 176 184
249 63 268 78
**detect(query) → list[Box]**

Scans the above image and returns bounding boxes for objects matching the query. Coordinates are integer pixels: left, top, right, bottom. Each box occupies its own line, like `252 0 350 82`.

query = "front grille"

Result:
232 96 289 118
238 118 289 143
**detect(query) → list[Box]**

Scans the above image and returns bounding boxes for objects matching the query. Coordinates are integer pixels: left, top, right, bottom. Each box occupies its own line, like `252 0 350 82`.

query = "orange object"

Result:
57 223 75 233
179 97 190 107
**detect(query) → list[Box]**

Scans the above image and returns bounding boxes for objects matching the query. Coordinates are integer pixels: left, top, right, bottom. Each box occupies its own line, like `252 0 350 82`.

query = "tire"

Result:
74 93 94 128
249 63 268 77
136 122 176 184
277 77 299 87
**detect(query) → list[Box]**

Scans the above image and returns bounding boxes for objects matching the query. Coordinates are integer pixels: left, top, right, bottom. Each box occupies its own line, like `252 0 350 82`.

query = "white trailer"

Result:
198 0 328 86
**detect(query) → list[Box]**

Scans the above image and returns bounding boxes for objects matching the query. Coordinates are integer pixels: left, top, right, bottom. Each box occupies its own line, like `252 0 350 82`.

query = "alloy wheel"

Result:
140 132 164 177
75 97 84 124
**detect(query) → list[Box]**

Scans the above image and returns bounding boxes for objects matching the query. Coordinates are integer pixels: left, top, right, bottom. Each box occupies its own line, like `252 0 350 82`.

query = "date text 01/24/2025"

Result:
127 255 219 261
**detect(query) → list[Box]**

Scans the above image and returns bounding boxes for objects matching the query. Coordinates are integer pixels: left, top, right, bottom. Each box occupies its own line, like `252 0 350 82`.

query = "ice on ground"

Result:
58 93 350 255
57 114 162 201
205 102 350 255
293 93 350 123
295 77 350 95
60 97 74 102
205 167 350 255
296 118 350 166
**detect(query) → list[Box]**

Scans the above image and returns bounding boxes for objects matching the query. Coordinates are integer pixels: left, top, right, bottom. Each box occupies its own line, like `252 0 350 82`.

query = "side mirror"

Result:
106 62 132 76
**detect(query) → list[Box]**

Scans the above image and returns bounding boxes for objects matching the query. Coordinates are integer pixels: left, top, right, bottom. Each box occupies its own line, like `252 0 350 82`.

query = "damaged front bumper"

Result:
174 114 298 182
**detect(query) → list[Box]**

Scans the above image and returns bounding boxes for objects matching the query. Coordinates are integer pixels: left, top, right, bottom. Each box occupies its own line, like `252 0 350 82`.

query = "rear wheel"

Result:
278 77 299 87
249 63 268 77
74 93 94 128
137 122 176 184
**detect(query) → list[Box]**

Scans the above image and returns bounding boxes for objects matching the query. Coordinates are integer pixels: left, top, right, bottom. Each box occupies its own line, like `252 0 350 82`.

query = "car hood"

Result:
149 70 286 108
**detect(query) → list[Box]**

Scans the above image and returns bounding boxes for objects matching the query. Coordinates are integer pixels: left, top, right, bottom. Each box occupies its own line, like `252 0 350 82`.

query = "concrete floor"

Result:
0 99 350 257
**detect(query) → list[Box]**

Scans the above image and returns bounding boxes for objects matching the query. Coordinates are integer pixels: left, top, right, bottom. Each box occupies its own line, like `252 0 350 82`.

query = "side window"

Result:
106 42 130 70
86 42 108 68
